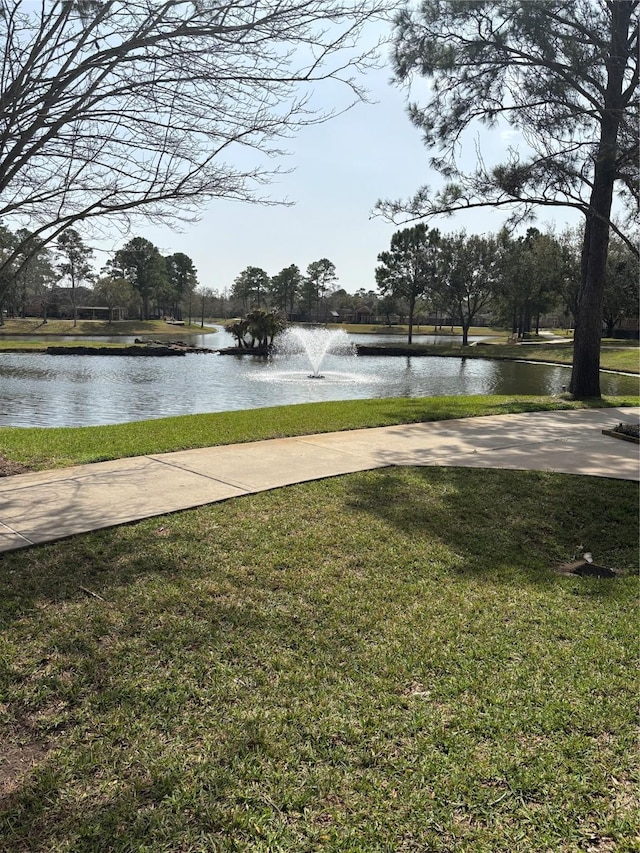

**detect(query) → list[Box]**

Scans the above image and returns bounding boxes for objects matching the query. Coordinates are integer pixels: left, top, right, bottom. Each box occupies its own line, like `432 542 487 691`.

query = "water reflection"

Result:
0 333 636 427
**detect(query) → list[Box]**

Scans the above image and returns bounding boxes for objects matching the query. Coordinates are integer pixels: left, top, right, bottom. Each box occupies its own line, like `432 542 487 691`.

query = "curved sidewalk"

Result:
1 406 638 553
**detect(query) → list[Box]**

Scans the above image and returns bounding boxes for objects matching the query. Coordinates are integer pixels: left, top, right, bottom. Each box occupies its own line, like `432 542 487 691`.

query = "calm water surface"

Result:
0 330 636 427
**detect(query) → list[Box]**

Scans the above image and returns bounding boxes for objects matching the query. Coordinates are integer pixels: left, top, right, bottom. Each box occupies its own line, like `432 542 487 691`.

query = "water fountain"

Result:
275 327 355 378
3 331 636 427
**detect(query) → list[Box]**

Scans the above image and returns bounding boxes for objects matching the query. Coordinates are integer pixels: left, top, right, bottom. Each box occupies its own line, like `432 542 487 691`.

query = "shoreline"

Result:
0 328 637 376
0 340 637 376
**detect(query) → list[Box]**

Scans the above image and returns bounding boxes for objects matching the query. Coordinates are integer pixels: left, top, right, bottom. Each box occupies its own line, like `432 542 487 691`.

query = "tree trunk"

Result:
570 2 631 398
407 294 415 344
72 277 77 327
570 217 606 396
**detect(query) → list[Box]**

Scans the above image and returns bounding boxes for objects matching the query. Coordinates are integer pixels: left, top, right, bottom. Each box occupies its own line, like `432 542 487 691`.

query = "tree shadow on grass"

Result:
0 465 637 629
0 755 246 853
0 517 314 850
0 469 638 850
343 466 639 589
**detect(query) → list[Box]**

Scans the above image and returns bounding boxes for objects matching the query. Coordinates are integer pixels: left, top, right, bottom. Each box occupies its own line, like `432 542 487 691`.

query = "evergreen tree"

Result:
231 267 270 311
602 237 639 337
166 252 198 321
375 224 439 344
302 259 337 319
113 238 167 320
380 1 638 396
269 265 301 313
56 228 94 327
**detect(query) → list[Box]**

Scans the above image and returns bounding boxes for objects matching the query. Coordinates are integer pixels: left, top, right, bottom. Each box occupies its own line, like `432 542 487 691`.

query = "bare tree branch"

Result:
0 0 396 285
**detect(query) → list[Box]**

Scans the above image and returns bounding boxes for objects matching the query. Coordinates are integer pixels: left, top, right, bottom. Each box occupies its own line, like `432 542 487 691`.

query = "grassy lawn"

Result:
357 341 639 375
0 318 220 341
0 464 638 851
305 323 512 339
474 341 639 374
1 394 639 471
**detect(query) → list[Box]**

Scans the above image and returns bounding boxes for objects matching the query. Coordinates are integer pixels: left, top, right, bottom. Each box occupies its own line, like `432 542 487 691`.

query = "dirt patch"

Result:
0 741 50 796
0 456 30 477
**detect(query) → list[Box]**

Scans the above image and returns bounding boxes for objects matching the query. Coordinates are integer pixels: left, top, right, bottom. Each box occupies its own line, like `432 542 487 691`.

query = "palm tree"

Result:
226 318 250 348
245 309 286 349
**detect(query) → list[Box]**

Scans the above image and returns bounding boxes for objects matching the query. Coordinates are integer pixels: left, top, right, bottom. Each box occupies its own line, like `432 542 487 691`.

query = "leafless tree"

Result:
0 0 392 297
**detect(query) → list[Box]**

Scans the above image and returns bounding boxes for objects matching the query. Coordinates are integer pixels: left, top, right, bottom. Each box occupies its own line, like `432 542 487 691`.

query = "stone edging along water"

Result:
47 345 186 356
45 341 217 356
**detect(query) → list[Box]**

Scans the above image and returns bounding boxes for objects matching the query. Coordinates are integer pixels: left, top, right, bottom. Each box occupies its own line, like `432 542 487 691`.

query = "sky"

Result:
89 31 580 297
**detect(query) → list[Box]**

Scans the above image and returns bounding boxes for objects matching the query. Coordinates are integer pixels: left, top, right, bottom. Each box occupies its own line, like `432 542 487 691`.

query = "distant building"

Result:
613 317 639 339
76 305 127 321
24 286 128 321
343 304 374 324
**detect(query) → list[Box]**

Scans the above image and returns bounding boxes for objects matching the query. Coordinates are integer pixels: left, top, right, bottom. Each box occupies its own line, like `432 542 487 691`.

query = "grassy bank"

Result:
357 341 639 374
1 394 638 471
0 318 219 340
476 340 639 373
0 465 637 851
302 323 512 339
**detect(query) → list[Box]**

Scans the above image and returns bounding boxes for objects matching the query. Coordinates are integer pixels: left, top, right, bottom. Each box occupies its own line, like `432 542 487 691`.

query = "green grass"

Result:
598 343 640 372
0 318 219 339
310 323 511 339
484 341 639 373
362 341 639 374
0 467 637 851
1 394 638 471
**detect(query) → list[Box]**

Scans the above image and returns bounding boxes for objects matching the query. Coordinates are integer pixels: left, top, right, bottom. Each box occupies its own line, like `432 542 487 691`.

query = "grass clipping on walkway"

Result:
1 467 638 851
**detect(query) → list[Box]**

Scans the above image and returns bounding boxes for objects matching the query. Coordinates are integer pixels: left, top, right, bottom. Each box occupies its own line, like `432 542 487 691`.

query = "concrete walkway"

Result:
1 407 638 553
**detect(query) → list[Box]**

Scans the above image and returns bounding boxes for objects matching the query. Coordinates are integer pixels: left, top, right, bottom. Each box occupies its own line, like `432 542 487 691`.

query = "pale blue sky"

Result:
92 53 579 295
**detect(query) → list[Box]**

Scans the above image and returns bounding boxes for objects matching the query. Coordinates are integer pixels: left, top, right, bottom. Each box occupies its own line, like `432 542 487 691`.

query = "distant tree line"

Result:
374 224 639 346
2 220 636 344
228 258 338 321
0 227 199 324
220 224 638 343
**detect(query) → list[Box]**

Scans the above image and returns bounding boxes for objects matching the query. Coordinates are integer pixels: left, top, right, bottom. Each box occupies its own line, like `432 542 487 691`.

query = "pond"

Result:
0 330 636 428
